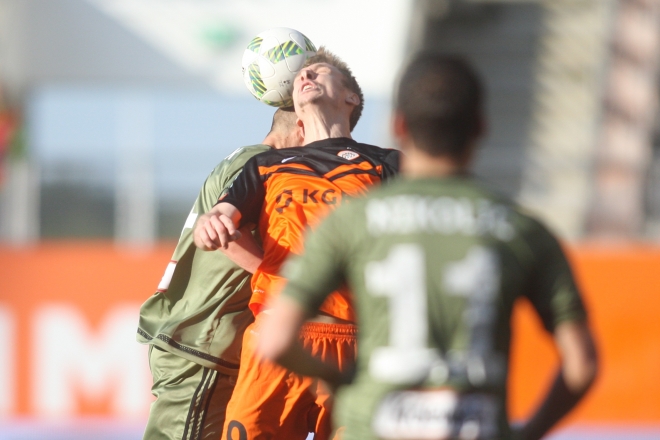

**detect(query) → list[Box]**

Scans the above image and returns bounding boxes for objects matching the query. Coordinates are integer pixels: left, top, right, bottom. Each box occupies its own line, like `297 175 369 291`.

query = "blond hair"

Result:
303 47 364 131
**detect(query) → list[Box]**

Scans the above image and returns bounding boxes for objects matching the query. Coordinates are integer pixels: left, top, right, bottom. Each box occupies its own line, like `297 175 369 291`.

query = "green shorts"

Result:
143 345 238 440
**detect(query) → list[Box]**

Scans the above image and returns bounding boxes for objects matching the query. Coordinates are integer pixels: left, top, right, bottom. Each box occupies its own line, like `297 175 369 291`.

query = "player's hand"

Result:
193 212 242 250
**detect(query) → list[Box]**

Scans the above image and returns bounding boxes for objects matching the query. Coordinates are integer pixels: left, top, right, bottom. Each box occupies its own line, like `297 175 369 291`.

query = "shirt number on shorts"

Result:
226 420 247 440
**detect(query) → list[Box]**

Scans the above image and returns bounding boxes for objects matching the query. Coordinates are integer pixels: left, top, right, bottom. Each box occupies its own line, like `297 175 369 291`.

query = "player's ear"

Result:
345 92 360 107
392 111 409 141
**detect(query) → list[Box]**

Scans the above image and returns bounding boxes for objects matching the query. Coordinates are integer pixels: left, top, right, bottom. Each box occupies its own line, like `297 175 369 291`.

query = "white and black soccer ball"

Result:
241 27 317 108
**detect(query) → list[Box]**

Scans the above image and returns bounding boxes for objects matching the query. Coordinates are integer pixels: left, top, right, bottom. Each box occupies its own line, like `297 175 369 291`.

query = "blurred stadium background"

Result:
0 0 659 439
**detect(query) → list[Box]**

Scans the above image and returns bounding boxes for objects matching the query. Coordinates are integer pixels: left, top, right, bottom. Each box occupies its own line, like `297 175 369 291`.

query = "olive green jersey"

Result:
282 175 587 440
137 144 270 374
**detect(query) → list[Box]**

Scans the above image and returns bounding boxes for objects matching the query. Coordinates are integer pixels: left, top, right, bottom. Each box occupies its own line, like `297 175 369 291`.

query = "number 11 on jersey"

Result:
365 244 441 384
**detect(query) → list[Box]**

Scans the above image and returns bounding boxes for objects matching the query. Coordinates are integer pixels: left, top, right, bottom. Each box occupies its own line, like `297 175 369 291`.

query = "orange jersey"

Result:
221 137 400 320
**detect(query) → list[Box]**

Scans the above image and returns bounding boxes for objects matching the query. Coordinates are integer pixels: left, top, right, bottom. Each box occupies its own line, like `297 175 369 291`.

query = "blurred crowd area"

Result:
1 0 660 245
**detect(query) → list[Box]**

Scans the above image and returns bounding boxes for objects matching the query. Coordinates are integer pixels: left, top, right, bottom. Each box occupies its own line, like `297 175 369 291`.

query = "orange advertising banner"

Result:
0 241 659 430
0 241 172 419
509 243 660 426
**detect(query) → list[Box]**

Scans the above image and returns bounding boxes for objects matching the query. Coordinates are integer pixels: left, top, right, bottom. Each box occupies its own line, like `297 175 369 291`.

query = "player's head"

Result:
295 46 364 131
394 53 485 161
265 107 303 149
269 106 297 133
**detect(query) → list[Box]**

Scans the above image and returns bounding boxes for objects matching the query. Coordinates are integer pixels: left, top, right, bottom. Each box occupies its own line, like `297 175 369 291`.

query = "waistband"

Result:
299 321 358 339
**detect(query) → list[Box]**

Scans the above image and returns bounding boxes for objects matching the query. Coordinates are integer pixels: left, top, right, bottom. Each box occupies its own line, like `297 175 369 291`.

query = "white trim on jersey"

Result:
157 260 177 292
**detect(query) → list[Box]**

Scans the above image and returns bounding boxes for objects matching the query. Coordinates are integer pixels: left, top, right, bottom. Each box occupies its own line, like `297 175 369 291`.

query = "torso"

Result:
291 175 587 439
137 144 271 372
222 137 400 319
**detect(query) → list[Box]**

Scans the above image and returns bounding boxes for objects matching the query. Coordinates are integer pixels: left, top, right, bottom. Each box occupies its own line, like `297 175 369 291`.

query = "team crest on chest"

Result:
338 150 360 160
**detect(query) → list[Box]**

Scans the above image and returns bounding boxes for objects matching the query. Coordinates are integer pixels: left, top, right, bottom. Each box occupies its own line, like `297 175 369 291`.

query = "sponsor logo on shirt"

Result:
338 150 360 160
372 389 499 440
274 188 339 213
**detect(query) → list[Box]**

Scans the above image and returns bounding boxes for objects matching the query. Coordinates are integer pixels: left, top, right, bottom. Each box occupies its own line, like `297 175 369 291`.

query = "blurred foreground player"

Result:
260 53 598 440
137 108 301 440
194 47 400 440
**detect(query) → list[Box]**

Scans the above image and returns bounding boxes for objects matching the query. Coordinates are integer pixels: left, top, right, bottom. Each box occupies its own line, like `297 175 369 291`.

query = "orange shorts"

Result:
222 314 357 440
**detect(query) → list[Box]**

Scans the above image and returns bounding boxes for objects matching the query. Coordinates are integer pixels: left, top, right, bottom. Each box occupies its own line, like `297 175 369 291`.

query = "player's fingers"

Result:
209 214 232 249
194 230 215 251
193 215 216 251
218 214 238 235
202 221 220 250
218 215 241 245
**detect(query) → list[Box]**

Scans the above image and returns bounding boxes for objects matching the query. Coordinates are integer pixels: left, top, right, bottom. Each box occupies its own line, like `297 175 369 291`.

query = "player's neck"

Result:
402 147 466 178
299 109 352 145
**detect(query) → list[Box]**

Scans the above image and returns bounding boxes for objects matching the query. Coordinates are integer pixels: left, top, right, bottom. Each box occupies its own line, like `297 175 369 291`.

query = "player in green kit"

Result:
137 108 301 440
258 54 599 440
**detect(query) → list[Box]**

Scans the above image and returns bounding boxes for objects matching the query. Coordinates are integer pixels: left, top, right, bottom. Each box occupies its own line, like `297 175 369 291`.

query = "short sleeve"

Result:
195 162 231 214
382 149 401 181
194 146 269 215
219 156 266 226
524 222 588 332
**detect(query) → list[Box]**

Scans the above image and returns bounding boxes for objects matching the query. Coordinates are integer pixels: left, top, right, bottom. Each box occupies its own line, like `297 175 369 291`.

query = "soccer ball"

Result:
241 27 317 108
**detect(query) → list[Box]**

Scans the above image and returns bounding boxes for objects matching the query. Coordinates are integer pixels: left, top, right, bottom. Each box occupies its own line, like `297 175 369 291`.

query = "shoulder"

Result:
315 138 401 173
243 146 308 167
502 199 567 263
223 144 271 165
501 195 555 241
467 182 551 243
426 177 565 259
354 142 400 156
350 142 401 173
206 144 271 177
324 138 401 158
301 138 394 155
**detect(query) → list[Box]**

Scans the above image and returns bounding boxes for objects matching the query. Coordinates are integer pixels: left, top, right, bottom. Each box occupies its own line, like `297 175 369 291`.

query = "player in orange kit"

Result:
194 47 400 439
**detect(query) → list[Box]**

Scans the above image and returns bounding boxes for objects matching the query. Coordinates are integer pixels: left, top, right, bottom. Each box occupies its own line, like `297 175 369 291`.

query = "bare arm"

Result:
193 202 242 251
220 223 264 273
514 321 598 440
258 295 350 385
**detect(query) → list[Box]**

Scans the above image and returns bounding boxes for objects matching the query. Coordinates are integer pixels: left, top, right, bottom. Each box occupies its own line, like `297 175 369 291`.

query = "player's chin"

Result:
297 95 323 110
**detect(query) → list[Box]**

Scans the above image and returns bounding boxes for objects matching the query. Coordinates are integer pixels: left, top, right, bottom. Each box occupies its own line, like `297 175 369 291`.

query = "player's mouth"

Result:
300 81 317 94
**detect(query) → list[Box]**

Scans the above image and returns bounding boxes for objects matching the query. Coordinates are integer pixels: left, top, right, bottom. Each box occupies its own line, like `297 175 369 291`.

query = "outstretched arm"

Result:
514 321 598 440
193 202 242 251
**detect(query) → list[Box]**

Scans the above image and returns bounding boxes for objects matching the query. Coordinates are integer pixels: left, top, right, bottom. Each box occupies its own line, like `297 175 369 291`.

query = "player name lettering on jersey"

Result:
366 196 514 240
372 389 499 440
